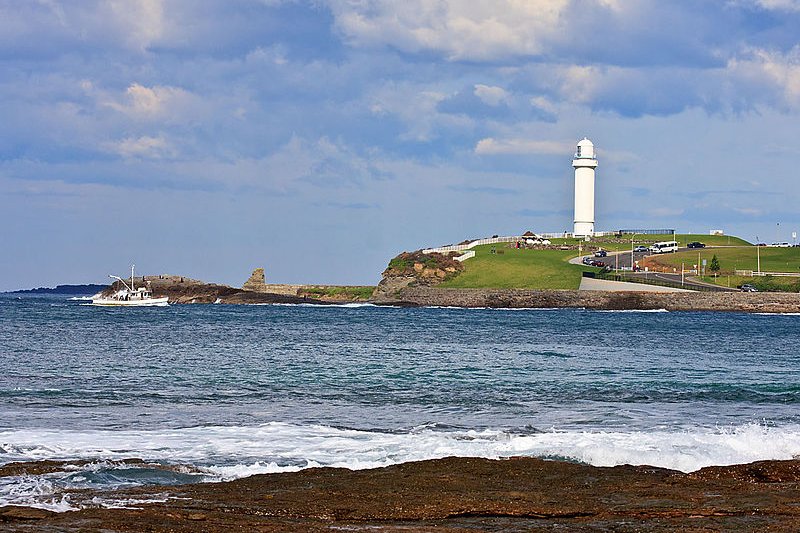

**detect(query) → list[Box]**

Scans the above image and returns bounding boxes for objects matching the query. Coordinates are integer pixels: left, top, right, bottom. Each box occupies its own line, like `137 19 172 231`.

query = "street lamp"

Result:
756 236 761 274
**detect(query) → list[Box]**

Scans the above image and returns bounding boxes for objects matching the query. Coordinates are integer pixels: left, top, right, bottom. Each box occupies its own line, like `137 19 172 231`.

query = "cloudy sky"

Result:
2 0 799 290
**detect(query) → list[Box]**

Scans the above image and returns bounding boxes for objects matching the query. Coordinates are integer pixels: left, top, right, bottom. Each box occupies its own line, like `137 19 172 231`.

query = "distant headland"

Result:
5 284 107 295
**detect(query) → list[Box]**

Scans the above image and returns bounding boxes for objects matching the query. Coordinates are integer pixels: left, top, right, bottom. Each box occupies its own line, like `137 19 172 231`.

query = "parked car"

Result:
594 250 607 257
770 242 791 248
633 246 648 253
591 260 605 267
582 256 594 265
687 241 705 248
740 284 758 292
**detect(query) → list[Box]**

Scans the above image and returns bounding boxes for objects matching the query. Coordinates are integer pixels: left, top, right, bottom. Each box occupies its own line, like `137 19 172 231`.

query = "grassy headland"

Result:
380 234 799 293
437 244 590 290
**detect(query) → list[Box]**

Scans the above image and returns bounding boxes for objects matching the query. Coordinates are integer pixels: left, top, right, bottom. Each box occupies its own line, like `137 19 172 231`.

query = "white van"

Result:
649 240 678 254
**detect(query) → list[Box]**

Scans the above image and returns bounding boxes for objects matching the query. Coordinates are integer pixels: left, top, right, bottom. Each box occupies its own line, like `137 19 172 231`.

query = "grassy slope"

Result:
433 235 792 291
650 247 800 274
548 234 750 252
438 244 590 290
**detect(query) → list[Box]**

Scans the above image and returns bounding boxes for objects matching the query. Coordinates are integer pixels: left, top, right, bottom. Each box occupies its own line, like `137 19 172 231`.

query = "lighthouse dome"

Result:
575 138 595 159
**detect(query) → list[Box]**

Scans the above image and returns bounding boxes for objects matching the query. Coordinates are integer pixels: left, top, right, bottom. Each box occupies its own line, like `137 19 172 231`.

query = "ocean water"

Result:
1 295 800 511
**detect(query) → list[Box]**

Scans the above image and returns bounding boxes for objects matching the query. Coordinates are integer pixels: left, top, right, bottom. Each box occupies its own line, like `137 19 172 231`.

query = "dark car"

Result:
687 241 705 249
740 284 758 292
633 245 648 253
594 250 607 257
591 260 605 267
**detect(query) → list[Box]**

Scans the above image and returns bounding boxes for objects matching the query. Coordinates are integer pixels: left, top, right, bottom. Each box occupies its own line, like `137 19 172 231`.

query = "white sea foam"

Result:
596 308 669 313
3 421 800 474
3 422 800 511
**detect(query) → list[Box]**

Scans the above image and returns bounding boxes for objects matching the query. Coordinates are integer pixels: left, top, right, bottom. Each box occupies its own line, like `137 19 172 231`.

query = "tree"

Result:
709 254 720 277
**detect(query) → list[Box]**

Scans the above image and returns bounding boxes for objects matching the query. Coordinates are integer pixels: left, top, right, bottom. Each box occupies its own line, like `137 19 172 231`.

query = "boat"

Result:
91 265 169 307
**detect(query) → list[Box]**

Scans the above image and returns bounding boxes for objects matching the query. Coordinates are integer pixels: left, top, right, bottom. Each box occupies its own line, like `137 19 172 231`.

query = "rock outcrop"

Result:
241 267 267 292
371 286 800 313
373 250 464 301
5 457 800 531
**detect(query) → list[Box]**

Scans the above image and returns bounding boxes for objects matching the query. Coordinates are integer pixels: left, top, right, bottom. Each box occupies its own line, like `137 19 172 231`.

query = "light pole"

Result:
756 236 761 274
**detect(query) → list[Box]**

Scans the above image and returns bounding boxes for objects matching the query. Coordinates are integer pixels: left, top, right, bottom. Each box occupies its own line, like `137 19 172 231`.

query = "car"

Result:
594 250 607 257
582 256 594 265
687 241 705 249
591 260 605 267
633 245 648 253
770 242 791 248
740 284 758 292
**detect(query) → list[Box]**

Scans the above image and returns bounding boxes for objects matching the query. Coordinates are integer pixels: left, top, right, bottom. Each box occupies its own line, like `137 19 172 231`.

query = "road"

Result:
572 247 737 292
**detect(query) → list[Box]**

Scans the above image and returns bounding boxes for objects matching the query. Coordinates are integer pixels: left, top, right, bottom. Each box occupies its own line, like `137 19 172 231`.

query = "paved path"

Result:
579 277 694 292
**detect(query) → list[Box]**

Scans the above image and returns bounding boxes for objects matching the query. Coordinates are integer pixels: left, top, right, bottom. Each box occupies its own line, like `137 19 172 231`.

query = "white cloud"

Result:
739 0 800 11
473 84 509 106
368 82 471 141
727 46 800 109
102 83 200 120
105 0 165 50
106 135 174 159
475 138 572 155
327 0 570 61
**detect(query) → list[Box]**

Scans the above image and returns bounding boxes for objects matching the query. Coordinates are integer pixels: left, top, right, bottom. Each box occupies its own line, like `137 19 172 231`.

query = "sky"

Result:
1 0 799 290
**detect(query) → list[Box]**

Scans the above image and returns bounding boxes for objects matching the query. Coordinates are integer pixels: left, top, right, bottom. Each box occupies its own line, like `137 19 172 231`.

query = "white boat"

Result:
91 265 169 307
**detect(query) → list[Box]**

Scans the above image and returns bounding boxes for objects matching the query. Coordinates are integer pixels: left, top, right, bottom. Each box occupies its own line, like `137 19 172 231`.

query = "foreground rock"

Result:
373 286 800 313
4 457 800 531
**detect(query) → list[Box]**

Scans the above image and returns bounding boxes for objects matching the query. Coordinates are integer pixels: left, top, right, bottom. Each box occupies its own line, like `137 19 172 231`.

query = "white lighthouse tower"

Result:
572 138 598 237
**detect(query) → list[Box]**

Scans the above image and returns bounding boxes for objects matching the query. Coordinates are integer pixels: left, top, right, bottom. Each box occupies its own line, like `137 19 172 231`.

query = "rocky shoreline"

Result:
373 286 800 313
99 273 800 313
3 457 800 531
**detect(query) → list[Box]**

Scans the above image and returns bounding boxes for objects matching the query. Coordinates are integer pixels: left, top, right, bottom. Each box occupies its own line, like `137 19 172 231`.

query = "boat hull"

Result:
91 297 169 307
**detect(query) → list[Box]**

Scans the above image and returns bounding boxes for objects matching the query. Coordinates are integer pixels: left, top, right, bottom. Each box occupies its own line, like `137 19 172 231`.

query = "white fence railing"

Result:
422 236 522 254
454 250 475 262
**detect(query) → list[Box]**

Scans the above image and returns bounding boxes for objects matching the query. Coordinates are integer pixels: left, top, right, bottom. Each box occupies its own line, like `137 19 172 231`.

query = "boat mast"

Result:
131 264 135 290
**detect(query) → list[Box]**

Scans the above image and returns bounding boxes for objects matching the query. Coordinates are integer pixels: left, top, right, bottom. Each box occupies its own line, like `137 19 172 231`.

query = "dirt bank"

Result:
3 457 800 531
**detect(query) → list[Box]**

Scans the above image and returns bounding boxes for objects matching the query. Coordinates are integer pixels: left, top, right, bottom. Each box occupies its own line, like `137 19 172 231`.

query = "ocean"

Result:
1 294 800 511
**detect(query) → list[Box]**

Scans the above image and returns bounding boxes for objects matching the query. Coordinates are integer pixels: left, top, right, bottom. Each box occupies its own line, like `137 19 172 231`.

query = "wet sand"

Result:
3 456 800 531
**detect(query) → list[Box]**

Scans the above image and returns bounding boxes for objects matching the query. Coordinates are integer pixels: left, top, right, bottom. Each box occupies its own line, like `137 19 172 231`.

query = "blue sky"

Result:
2 0 799 290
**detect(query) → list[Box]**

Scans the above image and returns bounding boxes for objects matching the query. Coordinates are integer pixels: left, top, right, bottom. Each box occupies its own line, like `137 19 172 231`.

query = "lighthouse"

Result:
572 138 598 237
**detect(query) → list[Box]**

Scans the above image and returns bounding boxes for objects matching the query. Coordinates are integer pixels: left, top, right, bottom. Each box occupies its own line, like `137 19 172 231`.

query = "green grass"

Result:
649 247 800 274
548 234 751 252
698 274 800 292
299 286 376 300
438 244 591 290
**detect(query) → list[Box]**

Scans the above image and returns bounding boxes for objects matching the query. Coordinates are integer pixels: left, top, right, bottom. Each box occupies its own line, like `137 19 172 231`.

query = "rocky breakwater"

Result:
375 286 800 313
372 250 464 302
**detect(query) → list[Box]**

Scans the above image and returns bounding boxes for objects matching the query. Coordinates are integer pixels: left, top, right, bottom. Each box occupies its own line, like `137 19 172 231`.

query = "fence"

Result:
454 250 475 262
422 236 521 254
582 271 726 292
